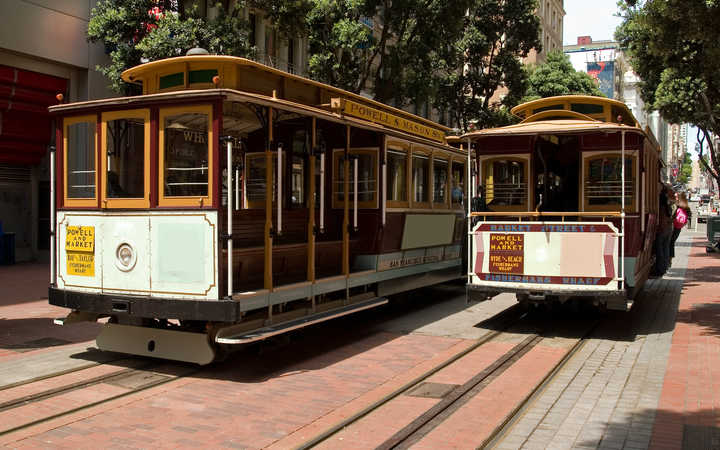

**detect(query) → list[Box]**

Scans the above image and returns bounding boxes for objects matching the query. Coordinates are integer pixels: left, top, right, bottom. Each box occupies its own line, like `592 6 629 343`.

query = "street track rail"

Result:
295 302 530 449
297 305 600 450
0 361 198 437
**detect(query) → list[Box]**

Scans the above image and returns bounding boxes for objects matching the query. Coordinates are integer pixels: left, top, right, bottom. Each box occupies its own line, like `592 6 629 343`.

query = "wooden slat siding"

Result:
228 209 308 248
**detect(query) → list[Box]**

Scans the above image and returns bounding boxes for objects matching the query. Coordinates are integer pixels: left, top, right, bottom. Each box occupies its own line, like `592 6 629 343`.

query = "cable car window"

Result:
571 103 604 115
412 152 430 204
482 158 527 209
101 110 150 208
333 148 378 208
159 72 183 90
64 116 97 205
245 153 285 208
451 161 465 207
159 105 213 207
584 154 635 210
433 157 449 205
387 149 408 203
105 117 146 200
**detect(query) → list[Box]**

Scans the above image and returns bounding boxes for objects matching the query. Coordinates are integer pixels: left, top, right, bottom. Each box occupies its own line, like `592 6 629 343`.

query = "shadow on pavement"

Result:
575 407 720 449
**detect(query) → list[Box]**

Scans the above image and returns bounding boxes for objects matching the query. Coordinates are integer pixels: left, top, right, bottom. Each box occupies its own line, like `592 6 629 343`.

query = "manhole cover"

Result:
6 337 71 352
405 382 459 399
106 371 172 390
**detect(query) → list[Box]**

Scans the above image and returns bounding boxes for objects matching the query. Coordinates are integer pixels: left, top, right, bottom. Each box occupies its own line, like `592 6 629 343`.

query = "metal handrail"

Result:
469 211 625 218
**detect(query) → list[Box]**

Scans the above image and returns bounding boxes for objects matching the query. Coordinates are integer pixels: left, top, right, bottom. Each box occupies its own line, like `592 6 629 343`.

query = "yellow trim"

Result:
386 139 411 209
158 105 213 207
410 144 432 209
101 109 151 209
331 148 379 209
582 151 638 213
63 115 98 207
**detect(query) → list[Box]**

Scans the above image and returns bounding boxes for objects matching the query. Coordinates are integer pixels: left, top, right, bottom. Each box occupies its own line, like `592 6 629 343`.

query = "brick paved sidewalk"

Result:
494 230 695 450
650 236 720 450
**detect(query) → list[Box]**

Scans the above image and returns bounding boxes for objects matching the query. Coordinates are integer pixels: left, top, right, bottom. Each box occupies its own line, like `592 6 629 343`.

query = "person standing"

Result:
669 192 691 266
652 184 674 277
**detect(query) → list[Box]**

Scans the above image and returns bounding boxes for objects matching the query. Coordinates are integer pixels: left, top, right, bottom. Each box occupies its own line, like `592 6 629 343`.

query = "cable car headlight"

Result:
115 243 137 271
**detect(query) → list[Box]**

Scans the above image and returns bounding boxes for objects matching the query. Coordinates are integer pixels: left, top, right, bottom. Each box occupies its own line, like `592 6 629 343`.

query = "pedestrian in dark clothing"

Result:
669 192 691 266
652 184 674 277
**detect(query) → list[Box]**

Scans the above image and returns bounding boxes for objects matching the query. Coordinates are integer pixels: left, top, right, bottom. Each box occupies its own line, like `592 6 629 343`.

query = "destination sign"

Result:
65 226 95 252
332 98 446 143
65 226 95 277
488 233 524 274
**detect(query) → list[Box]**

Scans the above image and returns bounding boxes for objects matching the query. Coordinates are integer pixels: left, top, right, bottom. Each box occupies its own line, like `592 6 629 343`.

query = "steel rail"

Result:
295 303 529 450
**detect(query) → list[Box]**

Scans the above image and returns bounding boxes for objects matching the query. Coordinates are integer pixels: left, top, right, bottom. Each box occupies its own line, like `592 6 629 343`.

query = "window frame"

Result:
332 147 379 210
450 157 466 210
101 109 151 209
385 139 411 209
479 154 531 212
432 152 451 208
410 145 432 209
63 114 98 208
581 151 638 213
158 104 214 207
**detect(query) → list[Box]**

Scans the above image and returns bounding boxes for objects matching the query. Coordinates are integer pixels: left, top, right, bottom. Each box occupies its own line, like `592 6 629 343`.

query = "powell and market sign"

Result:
331 98 446 143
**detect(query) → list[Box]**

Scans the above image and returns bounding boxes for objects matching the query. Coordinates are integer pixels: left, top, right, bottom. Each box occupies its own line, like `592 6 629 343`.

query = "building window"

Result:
64 116 97 206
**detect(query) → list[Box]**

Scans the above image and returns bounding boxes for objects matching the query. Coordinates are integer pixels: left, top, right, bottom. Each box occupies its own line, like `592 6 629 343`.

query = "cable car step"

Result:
215 296 389 345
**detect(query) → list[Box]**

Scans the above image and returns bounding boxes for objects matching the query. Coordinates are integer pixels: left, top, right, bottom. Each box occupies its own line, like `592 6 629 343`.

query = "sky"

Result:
562 0 624 45
562 1 700 155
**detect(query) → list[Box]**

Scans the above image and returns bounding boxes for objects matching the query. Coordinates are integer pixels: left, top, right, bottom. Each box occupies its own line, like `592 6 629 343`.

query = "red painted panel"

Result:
0 65 67 165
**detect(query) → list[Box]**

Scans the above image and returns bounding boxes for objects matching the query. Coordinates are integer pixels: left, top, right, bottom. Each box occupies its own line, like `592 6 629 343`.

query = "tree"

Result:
615 0 720 189
88 0 252 93
522 50 605 102
433 0 542 132
677 151 692 185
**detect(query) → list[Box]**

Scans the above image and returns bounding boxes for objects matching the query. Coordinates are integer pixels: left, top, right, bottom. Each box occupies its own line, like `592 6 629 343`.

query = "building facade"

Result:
0 0 114 262
525 0 565 64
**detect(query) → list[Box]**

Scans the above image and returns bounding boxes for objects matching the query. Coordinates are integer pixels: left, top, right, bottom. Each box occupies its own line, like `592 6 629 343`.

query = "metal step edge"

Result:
215 296 389 345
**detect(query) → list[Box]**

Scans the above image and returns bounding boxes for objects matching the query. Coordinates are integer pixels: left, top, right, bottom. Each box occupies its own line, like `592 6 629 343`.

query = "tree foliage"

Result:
677 151 692 185
88 0 543 132
432 0 542 131
522 50 605 102
88 0 252 92
616 0 720 187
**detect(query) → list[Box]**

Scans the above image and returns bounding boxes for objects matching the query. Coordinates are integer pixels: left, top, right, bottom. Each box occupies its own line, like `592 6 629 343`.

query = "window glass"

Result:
585 156 634 206
433 158 448 204
412 153 430 203
484 159 527 207
163 112 209 197
66 120 95 199
333 150 377 205
245 153 283 207
106 117 145 198
387 149 407 202
451 161 465 206
291 155 304 206
571 103 604 115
